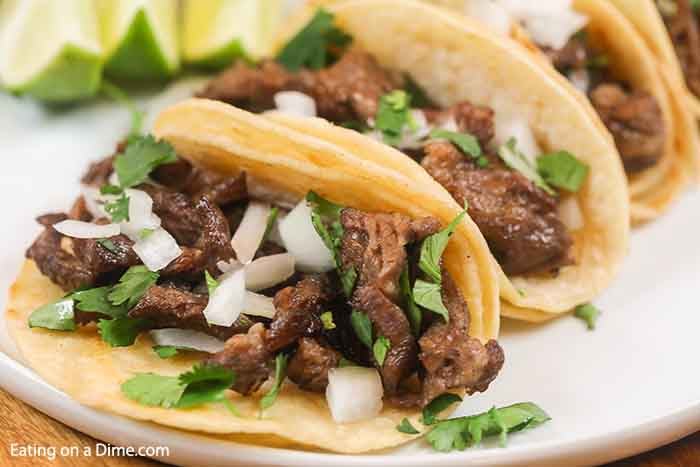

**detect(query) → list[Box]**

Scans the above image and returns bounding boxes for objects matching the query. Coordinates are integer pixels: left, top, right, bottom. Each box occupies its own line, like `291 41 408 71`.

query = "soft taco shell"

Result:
6 97 501 453
421 0 698 223
268 0 629 320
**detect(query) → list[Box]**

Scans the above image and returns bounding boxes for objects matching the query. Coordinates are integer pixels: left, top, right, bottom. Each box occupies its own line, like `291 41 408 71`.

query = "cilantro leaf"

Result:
276 9 351 71
262 206 280 243
97 238 119 254
400 267 422 335
100 184 123 195
574 303 600 330
104 192 130 223
372 336 391 366
413 280 450 322
260 354 289 411
97 317 149 347
397 418 421 435
153 345 179 359
72 286 128 318
28 299 76 331
422 393 463 425
108 266 159 310
537 151 589 192
350 310 373 349
338 357 357 368
121 373 186 408
418 211 466 283
177 364 237 408
113 135 178 188
498 138 556 195
430 129 482 158
320 311 336 330
205 270 219 296
376 90 412 146
426 402 550 452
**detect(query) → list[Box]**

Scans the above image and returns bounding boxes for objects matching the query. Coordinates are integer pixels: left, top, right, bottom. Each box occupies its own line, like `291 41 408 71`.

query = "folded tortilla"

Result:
422 0 699 223
6 96 501 453
267 0 629 320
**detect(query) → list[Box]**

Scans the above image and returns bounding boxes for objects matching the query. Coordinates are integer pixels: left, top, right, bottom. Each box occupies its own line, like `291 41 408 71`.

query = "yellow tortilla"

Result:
269 0 629 320
6 96 501 453
421 0 698 223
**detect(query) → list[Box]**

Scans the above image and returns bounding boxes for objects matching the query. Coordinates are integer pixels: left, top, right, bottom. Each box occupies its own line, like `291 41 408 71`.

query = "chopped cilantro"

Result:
72 286 128 318
498 138 556 195
28 299 76 331
205 270 219 296
320 311 336 330
113 135 178 188
400 267 422 335
108 266 159 310
338 357 357 368
222 398 241 417
138 228 155 239
276 9 351 71
413 280 449 322
574 303 600 330
404 75 432 107
121 373 186 408
100 184 123 195
422 393 463 425
350 310 373 349
418 211 466 283
425 402 550 452
260 354 289 411
397 418 421 435
104 192 130 223
429 129 482 159
97 238 119 254
372 336 391 366
537 151 589 192
97 317 149 347
153 345 179 359
262 207 280 243
586 54 609 69
376 90 413 146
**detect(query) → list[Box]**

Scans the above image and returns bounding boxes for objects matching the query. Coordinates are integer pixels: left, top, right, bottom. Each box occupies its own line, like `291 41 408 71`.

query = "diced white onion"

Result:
558 195 585 231
245 253 296 291
493 114 541 163
279 200 335 273
274 91 317 118
497 0 588 50
439 116 459 133
203 267 246 327
398 110 433 150
243 291 276 319
53 220 120 239
149 329 226 354
132 227 182 271
120 188 161 241
108 171 120 187
217 259 242 274
568 69 590 94
267 211 287 247
81 186 109 218
246 176 301 209
326 367 384 423
464 0 512 36
231 202 271 264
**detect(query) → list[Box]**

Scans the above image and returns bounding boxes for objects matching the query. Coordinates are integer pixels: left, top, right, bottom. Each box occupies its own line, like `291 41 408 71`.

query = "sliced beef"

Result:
423 101 495 147
68 197 92 222
589 83 666 172
153 160 249 207
266 275 334 352
352 285 417 394
419 271 504 405
206 323 271 395
193 196 236 273
340 208 440 302
72 234 140 274
139 184 203 246
543 35 591 72
422 141 573 276
128 285 250 340
81 155 116 186
287 338 341 392
664 0 700 97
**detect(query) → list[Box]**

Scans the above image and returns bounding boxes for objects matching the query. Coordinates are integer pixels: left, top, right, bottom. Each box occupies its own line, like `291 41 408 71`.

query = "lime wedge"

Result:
0 0 103 102
96 0 180 80
182 0 283 69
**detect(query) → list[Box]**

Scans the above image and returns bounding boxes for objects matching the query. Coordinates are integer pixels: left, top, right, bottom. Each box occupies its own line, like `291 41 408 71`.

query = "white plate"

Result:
1 85 699 467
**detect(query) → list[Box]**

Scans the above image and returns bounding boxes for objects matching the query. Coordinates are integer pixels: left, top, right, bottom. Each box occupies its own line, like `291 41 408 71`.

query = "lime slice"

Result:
96 0 180 80
0 0 103 102
182 0 283 69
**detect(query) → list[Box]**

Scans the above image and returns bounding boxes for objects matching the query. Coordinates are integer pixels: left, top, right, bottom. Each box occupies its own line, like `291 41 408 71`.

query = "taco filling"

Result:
657 0 700 99
24 134 503 420
199 9 590 277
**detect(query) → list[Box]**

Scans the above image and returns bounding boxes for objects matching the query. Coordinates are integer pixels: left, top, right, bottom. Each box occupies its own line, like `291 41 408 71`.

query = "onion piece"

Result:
493 114 541 163
326 367 384 423
121 189 161 241
267 210 287 247
464 0 512 36
53 220 120 239
132 227 182 271
231 202 271 264
398 110 432 149
244 291 276 319
558 195 585 231
245 253 295 291
149 329 225 354
274 91 317 118
81 186 109 218
203 268 246 327
279 200 335 273
567 69 590 94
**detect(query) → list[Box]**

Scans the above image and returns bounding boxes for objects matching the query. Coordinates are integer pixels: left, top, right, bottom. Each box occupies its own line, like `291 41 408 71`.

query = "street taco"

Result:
424 0 699 223
197 0 629 320
6 98 507 453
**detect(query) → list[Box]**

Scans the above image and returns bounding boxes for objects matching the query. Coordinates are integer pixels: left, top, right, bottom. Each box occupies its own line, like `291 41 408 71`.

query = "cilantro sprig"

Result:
376 90 413 146
574 303 600 330
350 310 373 349
113 135 178 189
260 354 289 412
108 265 159 309
372 336 391 366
